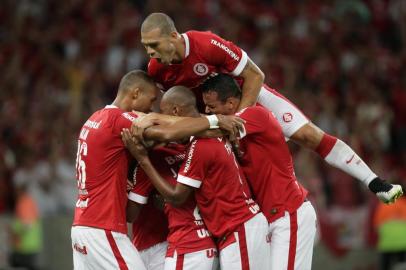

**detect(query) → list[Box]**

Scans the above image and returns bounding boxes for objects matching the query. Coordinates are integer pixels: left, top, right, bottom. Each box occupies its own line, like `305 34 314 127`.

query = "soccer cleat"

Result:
376 184 403 204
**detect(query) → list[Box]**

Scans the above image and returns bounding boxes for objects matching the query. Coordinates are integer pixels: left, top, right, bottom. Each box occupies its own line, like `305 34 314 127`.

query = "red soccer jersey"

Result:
129 143 216 256
177 137 260 242
236 106 308 223
73 105 138 234
148 30 247 92
131 198 168 252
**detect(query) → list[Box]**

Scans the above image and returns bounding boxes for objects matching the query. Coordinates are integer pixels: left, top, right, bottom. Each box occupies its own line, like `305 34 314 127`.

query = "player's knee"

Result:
290 122 324 150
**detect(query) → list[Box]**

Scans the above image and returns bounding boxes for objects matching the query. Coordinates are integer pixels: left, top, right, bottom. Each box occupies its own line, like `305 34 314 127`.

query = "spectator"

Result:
374 195 406 270
9 183 42 270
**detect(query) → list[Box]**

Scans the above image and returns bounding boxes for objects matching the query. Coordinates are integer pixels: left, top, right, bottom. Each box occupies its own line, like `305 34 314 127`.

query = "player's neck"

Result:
187 109 200 118
112 96 127 111
173 35 186 62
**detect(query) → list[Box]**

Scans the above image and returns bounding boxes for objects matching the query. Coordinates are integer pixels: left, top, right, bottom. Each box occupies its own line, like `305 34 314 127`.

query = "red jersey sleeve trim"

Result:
231 50 248 76
128 192 148 204
177 174 201 188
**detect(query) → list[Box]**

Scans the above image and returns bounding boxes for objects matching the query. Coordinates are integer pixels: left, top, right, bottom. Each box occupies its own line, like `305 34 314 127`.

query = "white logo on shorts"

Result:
283 112 293 122
193 63 209 76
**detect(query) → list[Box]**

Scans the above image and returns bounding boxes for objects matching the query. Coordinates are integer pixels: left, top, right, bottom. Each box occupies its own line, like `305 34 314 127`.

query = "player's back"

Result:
178 137 260 239
237 106 307 223
73 106 137 234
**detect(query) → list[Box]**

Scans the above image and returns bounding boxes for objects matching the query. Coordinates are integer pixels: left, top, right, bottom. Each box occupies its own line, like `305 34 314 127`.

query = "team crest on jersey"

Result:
283 112 293 123
193 63 209 76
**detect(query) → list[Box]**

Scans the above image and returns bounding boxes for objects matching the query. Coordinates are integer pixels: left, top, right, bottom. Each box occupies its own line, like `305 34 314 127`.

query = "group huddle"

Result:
70 13 403 270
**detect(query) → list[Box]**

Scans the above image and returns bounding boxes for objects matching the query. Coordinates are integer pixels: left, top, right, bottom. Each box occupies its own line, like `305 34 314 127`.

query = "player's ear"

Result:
132 87 140 100
173 105 180 116
170 31 179 39
226 97 239 110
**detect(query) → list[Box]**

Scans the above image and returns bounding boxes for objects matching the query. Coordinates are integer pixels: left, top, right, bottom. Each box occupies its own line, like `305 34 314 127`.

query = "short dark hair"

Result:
141 13 177 36
200 73 242 102
118 70 155 93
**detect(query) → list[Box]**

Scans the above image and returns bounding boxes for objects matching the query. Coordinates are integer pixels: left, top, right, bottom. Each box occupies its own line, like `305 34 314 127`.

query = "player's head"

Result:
160 86 199 117
116 70 158 112
141 13 180 65
201 74 242 115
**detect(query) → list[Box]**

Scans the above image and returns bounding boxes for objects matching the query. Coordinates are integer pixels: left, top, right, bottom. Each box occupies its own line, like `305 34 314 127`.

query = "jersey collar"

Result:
105 104 118 109
181 33 190 58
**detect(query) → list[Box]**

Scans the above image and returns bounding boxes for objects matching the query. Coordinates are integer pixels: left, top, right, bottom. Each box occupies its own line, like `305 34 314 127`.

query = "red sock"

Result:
315 133 337 159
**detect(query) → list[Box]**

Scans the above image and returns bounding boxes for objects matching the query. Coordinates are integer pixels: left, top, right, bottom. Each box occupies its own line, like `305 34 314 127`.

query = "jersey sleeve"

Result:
195 31 248 76
128 165 154 204
114 111 138 134
236 106 268 138
176 139 208 189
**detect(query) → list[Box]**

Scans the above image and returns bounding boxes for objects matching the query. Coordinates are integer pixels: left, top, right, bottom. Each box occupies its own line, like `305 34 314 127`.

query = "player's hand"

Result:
131 111 147 118
132 113 158 128
131 115 155 142
121 128 149 163
216 114 245 141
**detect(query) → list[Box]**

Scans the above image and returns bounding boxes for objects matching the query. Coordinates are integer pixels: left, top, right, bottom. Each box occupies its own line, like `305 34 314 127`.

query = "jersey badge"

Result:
283 112 293 123
193 63 209 76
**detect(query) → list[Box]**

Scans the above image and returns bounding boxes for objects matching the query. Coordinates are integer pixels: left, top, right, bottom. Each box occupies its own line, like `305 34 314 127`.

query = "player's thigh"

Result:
140 242 167 270
71 226 130 270
220 214 270 270
295 202 317 270
257 86 309 138
165 249 218 270
111 231 147 270
268 202 317 270
219 238 243 270
243 213 271 269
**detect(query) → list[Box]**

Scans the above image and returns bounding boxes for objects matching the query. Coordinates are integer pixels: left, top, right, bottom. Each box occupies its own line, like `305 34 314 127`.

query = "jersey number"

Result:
75 140 88 190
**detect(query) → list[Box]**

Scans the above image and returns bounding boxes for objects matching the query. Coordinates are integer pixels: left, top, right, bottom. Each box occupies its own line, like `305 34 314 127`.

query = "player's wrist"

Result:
368 177 392 193
205 115 219 129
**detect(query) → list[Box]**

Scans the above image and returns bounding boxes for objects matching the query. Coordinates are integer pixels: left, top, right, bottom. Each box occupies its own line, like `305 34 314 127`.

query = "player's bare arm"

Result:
237 58 264 111
133 113 244 142
121 129 193 206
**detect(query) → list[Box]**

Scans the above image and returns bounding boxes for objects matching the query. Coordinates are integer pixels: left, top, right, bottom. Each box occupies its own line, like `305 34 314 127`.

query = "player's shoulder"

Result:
185 30 222 48
192 137 227 152
186 30 218 39
120 111 138 122
102 107 139 128
236 105 268 117
188 137 213 150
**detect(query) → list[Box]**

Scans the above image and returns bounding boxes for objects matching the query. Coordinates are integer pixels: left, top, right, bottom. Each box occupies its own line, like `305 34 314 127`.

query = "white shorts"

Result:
140 241 167 270
164 249 218 270
220 213 271 270
257 86 309 138
71 226 146 270
268 201 317 270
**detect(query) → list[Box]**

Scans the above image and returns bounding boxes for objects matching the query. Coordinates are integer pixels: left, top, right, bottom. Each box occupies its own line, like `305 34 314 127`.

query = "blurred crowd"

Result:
1 0 406 268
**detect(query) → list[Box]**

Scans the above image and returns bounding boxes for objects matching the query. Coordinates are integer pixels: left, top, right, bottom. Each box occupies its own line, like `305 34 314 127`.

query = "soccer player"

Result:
122 86 271 270
201 73 317 269
127 143 218 270
71 70 158 270
139 12 403 204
